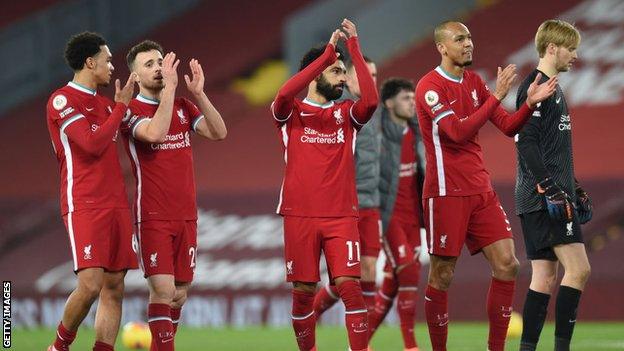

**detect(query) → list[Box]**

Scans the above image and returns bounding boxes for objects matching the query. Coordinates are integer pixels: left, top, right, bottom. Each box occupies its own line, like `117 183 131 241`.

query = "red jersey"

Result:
46 82 129 215
415 66 532 198
121 95 203 222
392 128 420 224
272 98 361 217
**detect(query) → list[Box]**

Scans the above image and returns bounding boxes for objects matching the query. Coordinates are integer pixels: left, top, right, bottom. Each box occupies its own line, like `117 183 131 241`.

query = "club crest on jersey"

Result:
440 234 447 249
177 108 188 124
333 109 344 124
83 245 92 260
150 252 158 267
53 95 67 111
566 222 573 236
286 260 293 275
425 90 439 106
471 89 479 107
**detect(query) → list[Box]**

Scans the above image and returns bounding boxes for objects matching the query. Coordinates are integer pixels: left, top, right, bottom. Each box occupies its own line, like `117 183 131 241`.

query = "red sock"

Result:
337 280 368 351
292 289 317 351
360 280 376 312
148 303 174 351
53 322 77 351
93 341 114 351
171 307 182 334
397 263 420 349
313 284 339 318
487 277 516 351
425 285 448 351
368 275 398 340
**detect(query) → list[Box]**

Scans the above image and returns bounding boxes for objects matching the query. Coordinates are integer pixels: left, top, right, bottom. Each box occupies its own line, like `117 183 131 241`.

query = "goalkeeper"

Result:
514 19 592 351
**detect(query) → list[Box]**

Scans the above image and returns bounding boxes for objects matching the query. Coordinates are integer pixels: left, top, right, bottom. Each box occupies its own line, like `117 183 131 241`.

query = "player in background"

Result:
514 20 591 351
46 32 137 351
271 19 378 351
123 40 226 350
313 55 382 318
366 78 425 350
415 21 558 351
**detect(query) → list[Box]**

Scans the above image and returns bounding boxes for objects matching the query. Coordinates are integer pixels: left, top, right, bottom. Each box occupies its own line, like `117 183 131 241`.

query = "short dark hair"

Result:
346 55 374 70
299 44 345 71
381 78 415 102
64 32 106 71
126 40 164 69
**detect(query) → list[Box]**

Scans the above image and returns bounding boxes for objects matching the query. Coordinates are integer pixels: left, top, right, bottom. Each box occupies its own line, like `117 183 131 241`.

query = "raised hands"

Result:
184 59 205 96
526 73 558 108
114 72 137 105
341 18 358 38
162 52 180 89
493 64 517 101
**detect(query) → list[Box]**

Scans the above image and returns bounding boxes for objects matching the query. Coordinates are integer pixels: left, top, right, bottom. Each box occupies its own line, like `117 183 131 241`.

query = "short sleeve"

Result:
121 104 150 138
181 98 204 132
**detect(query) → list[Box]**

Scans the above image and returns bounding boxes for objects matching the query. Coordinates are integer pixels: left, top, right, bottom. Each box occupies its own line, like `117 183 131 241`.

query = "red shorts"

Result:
62 208 137 272
358 208 382 257
423 191 513 257
283 216 360 283
137 220 197 283
382 217 422 269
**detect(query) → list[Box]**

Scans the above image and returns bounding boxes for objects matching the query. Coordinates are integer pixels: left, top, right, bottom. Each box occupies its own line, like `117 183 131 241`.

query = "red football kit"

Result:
272 38 378 283
416 66 530 256
121 94 204 282
46 81 136 272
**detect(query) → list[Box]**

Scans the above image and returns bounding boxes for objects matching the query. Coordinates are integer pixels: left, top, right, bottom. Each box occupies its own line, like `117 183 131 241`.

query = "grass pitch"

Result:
12 322 624 350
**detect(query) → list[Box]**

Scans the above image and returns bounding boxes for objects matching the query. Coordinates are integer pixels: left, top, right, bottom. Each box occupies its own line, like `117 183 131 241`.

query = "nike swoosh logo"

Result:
449 99 457 105
569 319 576 323
506 227 512 231
424 296 432 301
438 320 449 327
86 107 94 111
346 261 359 267
556 97 561 104
354 329 367 333
162 338 174 343
300 112 315 116
503 313 512 318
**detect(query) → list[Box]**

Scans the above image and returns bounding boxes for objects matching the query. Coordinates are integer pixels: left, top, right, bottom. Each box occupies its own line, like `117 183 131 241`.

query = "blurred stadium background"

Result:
1 0 623 350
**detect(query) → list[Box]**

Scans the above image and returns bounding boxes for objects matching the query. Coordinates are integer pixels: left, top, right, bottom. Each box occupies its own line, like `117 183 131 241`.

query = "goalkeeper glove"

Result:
537 178 574 222
575 182 593 224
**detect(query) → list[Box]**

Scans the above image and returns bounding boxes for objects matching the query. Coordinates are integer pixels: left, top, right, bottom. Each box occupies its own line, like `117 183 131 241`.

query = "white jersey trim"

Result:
67 212 78 271
192 115 205 132
270 101 293 122
291 311 315 320
433 110 454 124
302 98 334 109
60 131 75 212
60 114 85 133
432 123 446 196
428 198 434 254
67 81 96 95
131 118 150 138
349 104 365 126
276 124 289 213
434 66 463 84
136 94 160 105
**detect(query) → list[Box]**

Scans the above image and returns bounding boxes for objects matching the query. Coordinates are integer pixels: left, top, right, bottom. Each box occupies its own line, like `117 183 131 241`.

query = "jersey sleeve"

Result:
181 98 204 133
121 104 150 139
515 79 550 181
479 74 533 137
47 93 83 130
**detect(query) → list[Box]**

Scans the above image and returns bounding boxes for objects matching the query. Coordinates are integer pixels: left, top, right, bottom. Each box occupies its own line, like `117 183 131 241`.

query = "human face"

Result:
554 45 578 72
386 90 415 120
346 62 377 98
90 45 114 86
316 60 347 101
133 49 164 91
437 22 474 67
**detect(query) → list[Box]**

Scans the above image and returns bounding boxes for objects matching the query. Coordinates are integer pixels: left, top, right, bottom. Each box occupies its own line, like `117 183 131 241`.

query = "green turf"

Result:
12 322 624 350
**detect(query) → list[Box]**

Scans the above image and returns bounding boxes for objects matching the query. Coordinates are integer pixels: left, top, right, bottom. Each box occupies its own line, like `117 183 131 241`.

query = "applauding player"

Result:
271 19 378 351
515 20 591 351
123 40 226 350
415 21 557 351
46 32 137 351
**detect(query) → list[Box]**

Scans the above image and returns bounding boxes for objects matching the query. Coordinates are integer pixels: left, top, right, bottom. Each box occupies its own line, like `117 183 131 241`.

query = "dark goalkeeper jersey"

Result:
514 69 576 215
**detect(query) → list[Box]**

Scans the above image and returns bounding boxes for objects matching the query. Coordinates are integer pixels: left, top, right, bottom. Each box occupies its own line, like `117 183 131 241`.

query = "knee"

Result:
360 259 376 280
293 282 317 294
171 290 188 309
531 269 558 293
428 265 454 291
102 278 125 302
569 263 591 285
493 255 520 279
150 284 176 303
77 277 103 301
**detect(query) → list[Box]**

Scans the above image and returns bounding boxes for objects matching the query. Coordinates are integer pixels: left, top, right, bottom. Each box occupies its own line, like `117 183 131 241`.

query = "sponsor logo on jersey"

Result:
424 90 439 106
300 127 345 144
177 109 188 124
333 109 344 125
286 260 293 275
83 245 92 260
440 234 447 249
150 252 158 267
559 114 572 131
53 95 67 111
151 131 191 150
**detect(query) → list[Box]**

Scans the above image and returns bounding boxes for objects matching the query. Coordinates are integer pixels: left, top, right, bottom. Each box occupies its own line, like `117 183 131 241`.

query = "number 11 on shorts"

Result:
346 240 360 261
